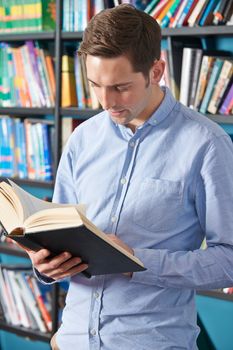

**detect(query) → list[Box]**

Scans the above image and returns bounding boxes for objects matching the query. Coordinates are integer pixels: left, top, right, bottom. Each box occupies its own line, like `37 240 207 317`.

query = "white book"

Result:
7 270 31 328
0 268 11 323
2 269 21 326
179 48 194 106
188 0 208 27
15 272 47 333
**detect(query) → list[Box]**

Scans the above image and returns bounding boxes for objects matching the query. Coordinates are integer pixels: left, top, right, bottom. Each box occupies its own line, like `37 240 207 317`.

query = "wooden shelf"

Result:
162 25 233 37
0 320 51 342
197 290 233 302
206 115 233 125
0 107 55 116
61 31 83 40
60 26 233 39
61 107 102 118
0 31 55 42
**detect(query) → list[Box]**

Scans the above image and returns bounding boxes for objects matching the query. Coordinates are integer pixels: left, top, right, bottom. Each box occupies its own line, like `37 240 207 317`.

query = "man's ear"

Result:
150 59 165 84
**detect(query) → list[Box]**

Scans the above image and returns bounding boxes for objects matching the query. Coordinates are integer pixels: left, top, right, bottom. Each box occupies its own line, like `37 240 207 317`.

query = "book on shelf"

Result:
199 57 224 114
221 0 233 24
0 116 53 181
160 0 181 28
213 0 228 24
176 0 198 27
62 117 84 150
167 38 183 100
219 82 233 115
0 180 145 278
207 59 233 114
0 41 55 108
179 47 202 107
0 0 56 33
144 0 160 14
26 274 52 332
187 0 208 26
61 54 78 107
198 0 220 26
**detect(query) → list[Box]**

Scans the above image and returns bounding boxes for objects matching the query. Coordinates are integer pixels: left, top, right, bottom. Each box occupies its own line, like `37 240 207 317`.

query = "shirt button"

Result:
111 216 117 223
90 329 96 336
153 119 157 124
120 177 127 185
129 141 135 147
94 292 99 299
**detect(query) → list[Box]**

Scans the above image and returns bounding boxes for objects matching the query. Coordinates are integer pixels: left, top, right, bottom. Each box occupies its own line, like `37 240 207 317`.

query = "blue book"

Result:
0 118 5 176
74 53 85 108
15 119 27 179
42 123 53 181
1 117 14 177
176 0 196 27
199 0 221 26
200 58 224 114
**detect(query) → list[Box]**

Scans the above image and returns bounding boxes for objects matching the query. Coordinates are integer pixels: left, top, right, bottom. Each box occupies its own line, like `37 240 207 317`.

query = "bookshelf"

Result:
0 1 232 350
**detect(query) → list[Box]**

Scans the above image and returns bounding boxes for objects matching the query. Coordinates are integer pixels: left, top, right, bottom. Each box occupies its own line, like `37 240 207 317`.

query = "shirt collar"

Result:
146 86 177 127
107 87 177 138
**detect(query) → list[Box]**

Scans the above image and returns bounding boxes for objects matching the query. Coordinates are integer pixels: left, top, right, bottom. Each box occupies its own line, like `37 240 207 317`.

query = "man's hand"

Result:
17 243 88 280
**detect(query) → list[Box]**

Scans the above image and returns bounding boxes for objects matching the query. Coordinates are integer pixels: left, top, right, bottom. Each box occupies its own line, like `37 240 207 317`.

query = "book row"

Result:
162 48 233 115
62 0 233 32
0 0 55 33
145 0 233 28
62 51 100 109
0 117 54 181
0 265 52 333
0 41 55 108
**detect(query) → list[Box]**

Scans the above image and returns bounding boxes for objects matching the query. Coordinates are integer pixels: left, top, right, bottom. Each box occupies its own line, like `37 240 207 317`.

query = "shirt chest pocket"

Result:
132 178 183 232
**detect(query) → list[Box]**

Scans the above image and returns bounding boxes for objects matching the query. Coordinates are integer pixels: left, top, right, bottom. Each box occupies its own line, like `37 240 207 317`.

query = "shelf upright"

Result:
54 0 63 171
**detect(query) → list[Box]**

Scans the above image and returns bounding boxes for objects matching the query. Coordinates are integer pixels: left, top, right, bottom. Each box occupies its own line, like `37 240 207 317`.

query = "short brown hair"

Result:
78 4 161 77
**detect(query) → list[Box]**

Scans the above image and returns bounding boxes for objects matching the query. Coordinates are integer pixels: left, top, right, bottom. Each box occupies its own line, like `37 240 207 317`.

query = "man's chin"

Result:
109 110 130 124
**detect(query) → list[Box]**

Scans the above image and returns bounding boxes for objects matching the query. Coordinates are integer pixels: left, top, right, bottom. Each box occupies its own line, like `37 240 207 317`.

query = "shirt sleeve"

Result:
131 135 233 289
33 140 77 285
53 138 78 205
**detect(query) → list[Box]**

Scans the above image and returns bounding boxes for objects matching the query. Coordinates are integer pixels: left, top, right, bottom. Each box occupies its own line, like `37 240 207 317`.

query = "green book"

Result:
2 0 12 33
0 0 4 32
42 0 55 31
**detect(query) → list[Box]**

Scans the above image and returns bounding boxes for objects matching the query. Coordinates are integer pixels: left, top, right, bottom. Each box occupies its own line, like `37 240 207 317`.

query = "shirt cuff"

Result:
130 248 161 286
33 266 56 285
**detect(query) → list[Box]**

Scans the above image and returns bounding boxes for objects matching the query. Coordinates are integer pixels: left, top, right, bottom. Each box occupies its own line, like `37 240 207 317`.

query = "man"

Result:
25 4 233 350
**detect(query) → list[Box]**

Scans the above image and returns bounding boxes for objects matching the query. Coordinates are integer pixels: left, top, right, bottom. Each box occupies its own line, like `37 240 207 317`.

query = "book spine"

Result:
187 0 207 26
189 49 203 108
198 0 219 26
207 60 233 114
176 0 195 27
160 0 180 28
27 275 52 332
170 0 188 28
200 58 224 114
219 83 233 115
42 123 53 181
194 56 215 111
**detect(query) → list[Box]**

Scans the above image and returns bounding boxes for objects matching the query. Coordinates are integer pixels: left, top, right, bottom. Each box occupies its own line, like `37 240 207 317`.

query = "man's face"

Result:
86 54 161 131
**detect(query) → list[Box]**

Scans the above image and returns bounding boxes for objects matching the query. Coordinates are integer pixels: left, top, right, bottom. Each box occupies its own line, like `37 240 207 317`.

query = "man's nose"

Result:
101 89 116 110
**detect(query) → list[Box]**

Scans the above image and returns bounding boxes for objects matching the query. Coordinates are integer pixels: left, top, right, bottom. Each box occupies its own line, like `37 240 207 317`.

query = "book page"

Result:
0 188 22 233
24 207 83 232
8 180 86 221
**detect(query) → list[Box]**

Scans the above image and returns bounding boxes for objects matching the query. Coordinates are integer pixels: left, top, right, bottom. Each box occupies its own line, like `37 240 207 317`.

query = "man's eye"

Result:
116 86 129 92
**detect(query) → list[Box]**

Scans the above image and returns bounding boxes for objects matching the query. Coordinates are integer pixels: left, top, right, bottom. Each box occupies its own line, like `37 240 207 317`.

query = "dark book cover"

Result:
1 224 145 278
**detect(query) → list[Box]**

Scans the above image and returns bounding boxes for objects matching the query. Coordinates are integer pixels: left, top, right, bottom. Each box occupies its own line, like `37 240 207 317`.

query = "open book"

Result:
0 180 145 277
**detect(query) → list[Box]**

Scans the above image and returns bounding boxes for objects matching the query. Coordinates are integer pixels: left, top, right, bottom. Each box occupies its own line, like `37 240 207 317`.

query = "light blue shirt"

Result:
51 87 233 349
